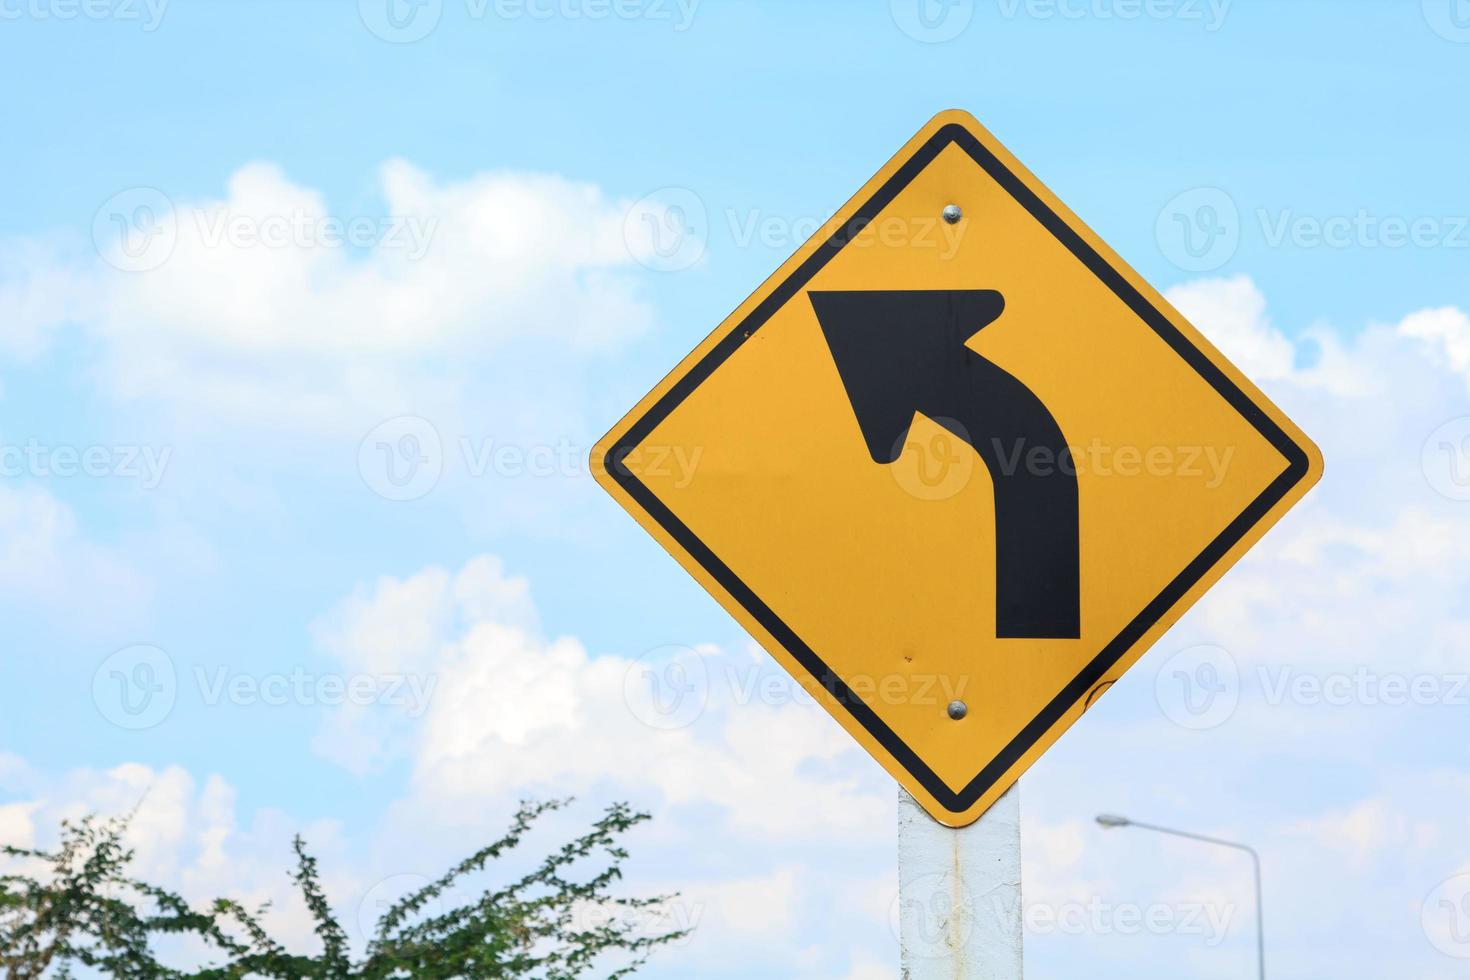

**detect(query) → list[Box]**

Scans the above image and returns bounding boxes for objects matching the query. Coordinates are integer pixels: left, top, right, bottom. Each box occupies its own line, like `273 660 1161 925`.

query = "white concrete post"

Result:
897 784 1023 979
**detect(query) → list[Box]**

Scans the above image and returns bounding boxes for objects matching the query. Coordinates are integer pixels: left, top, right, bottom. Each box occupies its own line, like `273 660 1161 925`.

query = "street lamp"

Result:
1095 814 1265 979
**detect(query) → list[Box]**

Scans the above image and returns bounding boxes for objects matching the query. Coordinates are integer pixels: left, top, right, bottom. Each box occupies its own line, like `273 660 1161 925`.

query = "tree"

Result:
0 800 686 978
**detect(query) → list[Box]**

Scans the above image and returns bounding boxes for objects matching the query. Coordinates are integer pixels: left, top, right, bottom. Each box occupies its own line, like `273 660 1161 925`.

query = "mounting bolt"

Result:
942 204 963 225
947 700 968 721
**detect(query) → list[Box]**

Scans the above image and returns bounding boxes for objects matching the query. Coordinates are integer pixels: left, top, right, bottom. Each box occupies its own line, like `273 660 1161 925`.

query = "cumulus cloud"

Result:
681 867 800 938
840 956 895 980
5 161 658 433
0 236 93 361
302 555 903 974
1148 278 1470 676
311 554 891 843
0 484 150 625
1399 306 1470 382
0 761 344 959
1165 275 1298 381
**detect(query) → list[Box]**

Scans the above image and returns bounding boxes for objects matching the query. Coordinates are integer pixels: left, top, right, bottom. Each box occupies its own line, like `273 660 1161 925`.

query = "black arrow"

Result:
809 289 1081 639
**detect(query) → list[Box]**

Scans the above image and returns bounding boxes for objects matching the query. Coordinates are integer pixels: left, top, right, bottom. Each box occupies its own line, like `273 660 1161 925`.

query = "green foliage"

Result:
0 800 686 979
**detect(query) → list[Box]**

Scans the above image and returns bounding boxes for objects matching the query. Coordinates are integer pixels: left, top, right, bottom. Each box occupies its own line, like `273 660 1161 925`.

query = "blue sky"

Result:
3 0 1470 976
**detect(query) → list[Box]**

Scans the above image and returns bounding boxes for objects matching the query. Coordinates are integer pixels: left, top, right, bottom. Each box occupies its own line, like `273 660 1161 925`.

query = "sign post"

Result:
899 785 1022 978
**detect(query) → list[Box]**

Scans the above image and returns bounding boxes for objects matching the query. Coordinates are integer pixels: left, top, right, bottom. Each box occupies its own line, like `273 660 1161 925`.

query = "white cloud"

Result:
690 867 800 937
1166 274 1381 397
839 953 896 980
0 484 149 624
1285 796 1411 869
1399 306 1470 383
0 761 343 959
1157 283 1470 677
0 237 92 361
1165 276 1297 381
312 554 892 843
8 161 657 433
0 752 889 977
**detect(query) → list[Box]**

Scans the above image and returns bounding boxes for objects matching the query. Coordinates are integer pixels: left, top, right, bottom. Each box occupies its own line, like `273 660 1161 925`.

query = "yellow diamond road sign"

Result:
593 109 1323 827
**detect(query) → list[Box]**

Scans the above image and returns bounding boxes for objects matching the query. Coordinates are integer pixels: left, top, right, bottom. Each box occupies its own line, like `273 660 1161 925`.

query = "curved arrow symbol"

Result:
809 289 1081 639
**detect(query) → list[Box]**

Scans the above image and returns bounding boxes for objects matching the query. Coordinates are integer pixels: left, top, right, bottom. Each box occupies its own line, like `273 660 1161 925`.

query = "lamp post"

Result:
1095 814 1265 979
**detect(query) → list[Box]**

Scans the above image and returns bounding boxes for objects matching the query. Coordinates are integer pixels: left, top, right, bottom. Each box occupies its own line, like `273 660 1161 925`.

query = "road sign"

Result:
593 109 1322 827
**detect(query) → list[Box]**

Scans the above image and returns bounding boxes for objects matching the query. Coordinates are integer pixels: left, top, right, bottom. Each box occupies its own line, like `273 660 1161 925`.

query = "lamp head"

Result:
1095 814 1131 829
